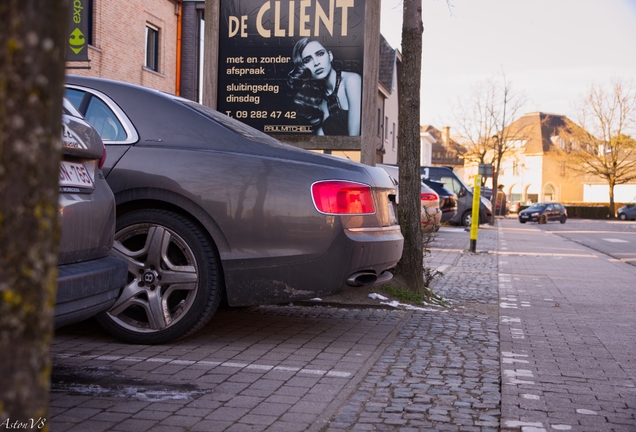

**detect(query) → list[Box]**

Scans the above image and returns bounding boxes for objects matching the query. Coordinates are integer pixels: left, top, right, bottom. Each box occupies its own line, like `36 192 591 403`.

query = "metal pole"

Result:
469 174 482 253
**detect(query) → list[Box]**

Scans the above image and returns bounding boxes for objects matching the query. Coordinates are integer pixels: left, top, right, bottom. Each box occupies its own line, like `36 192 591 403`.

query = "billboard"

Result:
217 0 365 136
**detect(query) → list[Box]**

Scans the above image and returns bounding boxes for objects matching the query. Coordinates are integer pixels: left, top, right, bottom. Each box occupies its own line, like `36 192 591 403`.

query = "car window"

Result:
527 204 546 211
440 176 460 195
65 88 130 142
65 88 85 112
546 204 554 211
62 97 83 118
84 97 127 141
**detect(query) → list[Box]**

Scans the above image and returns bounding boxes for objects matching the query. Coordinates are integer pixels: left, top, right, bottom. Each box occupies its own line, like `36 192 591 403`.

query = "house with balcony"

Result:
463 112 636 206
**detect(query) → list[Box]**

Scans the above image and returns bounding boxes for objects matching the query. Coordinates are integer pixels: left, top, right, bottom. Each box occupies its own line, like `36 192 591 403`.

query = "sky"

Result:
380 0 636 129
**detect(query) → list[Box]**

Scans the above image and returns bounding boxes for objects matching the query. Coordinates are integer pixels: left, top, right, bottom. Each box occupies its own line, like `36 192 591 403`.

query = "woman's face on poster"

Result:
301 41 332 80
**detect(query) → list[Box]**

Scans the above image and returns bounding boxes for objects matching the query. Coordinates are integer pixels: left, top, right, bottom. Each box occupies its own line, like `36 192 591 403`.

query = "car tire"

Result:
560 215 567 224
619 213 627 221
461 211 472 227
539 215 547 224
96 209 222 344
519 220 526 224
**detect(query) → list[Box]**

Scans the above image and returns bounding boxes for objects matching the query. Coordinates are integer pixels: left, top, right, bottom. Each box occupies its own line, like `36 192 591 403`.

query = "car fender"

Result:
113 187 231 257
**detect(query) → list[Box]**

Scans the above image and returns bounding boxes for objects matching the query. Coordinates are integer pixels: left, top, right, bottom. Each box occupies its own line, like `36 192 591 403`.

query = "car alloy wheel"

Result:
97 209 221 344
619 213 627 221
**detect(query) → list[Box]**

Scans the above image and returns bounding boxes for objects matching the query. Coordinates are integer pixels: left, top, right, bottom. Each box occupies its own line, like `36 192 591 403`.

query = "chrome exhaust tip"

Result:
346 272 378 287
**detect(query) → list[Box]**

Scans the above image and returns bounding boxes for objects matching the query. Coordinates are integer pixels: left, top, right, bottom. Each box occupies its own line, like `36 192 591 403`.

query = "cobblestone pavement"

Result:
322 227 502 432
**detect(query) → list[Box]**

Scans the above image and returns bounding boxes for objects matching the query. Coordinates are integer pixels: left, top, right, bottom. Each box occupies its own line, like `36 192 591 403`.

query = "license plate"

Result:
59 161 94 189
388 200 398 225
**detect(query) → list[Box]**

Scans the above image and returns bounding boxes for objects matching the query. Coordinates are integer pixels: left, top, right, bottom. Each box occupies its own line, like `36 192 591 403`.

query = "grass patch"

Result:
383 285 426 304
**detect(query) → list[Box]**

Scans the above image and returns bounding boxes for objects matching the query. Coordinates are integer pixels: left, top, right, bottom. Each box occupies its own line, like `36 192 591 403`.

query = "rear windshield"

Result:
178 98 281 145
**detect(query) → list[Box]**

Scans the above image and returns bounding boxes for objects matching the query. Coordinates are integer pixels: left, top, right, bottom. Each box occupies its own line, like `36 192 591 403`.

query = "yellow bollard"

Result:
469 174 481 252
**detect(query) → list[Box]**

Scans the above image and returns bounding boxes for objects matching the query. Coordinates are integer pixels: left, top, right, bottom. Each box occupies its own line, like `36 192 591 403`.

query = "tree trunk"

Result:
490 173 498 225
608 179 616 218
394 0 427 294
0 0 68 424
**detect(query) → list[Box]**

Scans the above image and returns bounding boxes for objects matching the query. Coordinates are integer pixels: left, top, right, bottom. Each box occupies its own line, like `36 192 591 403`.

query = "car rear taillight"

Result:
312 181 375 214
421 192 438 201
98 142 107 169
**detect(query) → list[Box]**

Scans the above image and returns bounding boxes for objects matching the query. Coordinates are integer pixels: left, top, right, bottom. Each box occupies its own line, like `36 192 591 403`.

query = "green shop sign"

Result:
67 0 88 61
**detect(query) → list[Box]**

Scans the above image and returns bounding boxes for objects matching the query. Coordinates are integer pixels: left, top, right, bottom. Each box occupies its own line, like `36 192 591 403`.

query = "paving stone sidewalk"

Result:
497 219 636 432
321 226 503 431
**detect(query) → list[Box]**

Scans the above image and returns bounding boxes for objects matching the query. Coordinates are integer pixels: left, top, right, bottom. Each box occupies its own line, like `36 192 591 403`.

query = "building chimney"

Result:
442 126 450 146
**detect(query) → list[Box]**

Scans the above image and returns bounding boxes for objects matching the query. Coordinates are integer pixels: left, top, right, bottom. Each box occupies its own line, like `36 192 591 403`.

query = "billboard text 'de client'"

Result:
227 0 356 38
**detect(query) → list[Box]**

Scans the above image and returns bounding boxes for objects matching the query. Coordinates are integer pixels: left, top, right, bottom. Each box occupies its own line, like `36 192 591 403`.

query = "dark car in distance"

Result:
65 76 404 344
422 178 457 223
518 202 567 224
56 98 127 329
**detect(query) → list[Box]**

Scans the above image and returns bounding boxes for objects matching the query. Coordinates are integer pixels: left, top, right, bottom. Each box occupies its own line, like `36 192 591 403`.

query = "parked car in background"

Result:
56 98 127 329
378 164 442 232
617 200 636 221
421 166 492 226
518 202 567 224
65 76 403 344
422 178 457 223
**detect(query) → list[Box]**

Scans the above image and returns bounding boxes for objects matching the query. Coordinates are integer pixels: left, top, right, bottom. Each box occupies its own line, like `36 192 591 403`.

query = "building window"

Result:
512 161 519 176
559 161 566 177
377 109 382 136
384 116 389 140
392 123 396 150
145 25 159 71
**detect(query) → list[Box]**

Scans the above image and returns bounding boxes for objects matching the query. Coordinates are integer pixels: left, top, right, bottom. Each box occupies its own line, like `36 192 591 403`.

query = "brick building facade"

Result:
67 0 181 94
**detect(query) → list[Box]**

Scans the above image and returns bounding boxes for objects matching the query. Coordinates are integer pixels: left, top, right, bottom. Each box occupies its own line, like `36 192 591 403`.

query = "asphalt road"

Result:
506 216 636 266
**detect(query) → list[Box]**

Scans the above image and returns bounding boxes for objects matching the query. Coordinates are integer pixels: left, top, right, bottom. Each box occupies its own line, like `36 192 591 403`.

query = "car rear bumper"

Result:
55 255 127 329
422 208 442 232
223 226 404 306
440 208 458 223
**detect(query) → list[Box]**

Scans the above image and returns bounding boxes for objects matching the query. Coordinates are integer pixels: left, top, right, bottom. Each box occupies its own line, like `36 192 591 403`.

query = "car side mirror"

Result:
458 188 467 198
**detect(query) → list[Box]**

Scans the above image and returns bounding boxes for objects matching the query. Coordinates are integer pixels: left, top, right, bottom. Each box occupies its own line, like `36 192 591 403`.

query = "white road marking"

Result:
602 238 628 243
504 420 544 429
504 369 535 385
54 354 352 378
576 409 598 415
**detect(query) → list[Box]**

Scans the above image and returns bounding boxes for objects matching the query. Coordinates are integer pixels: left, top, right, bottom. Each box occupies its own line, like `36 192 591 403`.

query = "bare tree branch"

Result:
453 75 528 223
558 78 636 216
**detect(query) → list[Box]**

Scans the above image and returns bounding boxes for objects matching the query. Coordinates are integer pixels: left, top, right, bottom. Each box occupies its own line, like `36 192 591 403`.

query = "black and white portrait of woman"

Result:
287 38 362 136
